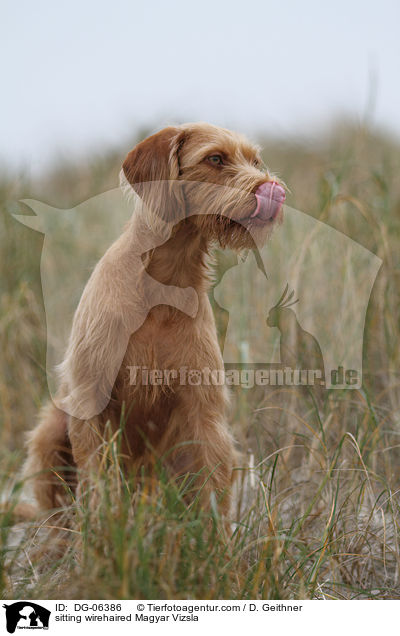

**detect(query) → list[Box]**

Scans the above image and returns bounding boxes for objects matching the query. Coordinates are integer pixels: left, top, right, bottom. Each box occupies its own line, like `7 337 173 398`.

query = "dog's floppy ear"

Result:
122 126 186 228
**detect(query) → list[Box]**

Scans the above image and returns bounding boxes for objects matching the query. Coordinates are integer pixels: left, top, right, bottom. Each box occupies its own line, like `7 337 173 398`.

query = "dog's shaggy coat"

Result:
23 123 284 515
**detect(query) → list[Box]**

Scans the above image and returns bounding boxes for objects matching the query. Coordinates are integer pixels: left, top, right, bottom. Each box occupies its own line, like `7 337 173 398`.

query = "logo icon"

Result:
2 602 51 633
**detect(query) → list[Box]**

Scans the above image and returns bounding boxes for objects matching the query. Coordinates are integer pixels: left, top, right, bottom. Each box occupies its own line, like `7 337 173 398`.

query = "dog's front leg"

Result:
157 385 236 516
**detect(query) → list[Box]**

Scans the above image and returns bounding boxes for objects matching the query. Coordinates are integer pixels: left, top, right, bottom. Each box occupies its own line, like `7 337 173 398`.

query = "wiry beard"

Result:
188 208 282 251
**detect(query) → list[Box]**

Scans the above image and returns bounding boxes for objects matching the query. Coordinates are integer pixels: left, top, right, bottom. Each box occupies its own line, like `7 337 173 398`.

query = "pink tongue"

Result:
252 181 286 221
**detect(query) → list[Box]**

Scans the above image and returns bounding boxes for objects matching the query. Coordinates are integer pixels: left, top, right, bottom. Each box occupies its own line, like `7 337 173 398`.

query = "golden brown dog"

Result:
22 122 285 515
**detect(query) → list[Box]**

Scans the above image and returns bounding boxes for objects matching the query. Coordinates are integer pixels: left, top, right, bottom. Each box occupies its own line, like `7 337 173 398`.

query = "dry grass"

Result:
1 122 400 599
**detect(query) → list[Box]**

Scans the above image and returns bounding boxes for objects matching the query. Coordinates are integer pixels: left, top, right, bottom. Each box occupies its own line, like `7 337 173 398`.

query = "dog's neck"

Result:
144 219 212 293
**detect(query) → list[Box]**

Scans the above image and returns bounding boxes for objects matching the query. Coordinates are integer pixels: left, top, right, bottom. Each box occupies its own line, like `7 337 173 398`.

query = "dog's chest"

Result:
123 295 219 370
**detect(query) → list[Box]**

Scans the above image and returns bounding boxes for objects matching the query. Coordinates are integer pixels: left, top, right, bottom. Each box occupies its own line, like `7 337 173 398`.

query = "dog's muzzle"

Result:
251 181 286 224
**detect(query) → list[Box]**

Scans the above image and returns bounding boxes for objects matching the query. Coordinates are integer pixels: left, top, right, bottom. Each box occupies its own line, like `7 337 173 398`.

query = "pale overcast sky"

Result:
1 0 399 173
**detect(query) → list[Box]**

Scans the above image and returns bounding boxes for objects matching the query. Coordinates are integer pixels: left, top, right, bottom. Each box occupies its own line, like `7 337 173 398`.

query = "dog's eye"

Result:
207 154 224 166
253 159 261 168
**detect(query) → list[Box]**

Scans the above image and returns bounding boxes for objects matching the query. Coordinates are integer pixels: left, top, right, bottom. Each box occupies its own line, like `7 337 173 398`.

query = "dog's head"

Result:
122 122 285 249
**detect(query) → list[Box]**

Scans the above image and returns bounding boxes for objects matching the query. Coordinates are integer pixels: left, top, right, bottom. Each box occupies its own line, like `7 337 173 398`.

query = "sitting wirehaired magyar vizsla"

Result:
23 122 285 515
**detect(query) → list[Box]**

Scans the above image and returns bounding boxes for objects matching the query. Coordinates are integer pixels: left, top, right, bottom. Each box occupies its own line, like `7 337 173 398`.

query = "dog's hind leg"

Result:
22 402 76 511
